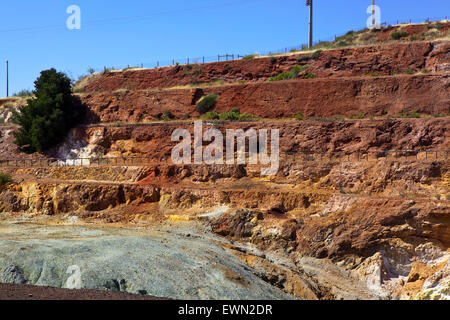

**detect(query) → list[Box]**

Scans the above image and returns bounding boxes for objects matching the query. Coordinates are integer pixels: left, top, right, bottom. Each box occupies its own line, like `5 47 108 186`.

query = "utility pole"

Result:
6 60 9 97
372 0 375 27
307 0 313 49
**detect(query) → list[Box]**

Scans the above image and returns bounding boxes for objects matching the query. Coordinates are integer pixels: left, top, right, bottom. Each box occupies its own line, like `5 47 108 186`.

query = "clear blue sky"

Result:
0 0 448 95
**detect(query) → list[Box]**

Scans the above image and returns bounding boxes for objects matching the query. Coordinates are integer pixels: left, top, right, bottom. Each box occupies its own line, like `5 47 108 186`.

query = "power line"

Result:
0 0 266 34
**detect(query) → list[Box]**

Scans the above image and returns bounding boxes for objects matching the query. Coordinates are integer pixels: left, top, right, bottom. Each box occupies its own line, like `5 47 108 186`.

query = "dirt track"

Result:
0 283 162 300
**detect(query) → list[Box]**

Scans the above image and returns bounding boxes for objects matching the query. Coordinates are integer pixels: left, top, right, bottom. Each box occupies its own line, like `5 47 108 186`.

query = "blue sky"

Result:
0 0 449 95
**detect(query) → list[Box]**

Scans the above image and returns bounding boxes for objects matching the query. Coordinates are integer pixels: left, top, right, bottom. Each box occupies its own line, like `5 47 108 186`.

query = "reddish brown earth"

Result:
80 74 450 122
82 41 450 93
0 283 161 300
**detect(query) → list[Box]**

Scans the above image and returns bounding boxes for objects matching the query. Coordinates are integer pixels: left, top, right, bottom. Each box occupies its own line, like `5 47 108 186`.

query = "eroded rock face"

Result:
81 41 449 92
80 74 450 121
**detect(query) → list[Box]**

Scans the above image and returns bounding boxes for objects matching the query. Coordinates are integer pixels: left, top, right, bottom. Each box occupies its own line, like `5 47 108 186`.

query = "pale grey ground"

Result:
0 222 293 300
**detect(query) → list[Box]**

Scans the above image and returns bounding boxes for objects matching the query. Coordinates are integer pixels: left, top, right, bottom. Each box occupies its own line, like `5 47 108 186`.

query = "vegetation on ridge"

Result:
12 69 85 153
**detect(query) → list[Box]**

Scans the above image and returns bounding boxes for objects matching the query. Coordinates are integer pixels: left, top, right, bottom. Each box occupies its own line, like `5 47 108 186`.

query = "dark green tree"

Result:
12 69 85 153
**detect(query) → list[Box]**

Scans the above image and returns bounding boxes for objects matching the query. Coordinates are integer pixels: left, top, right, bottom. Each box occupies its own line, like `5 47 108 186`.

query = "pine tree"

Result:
12 69 85 153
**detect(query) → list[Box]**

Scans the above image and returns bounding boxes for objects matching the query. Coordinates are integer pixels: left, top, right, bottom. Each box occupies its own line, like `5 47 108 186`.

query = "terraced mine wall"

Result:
82 41 450 92
55 119 449 160
0 38 449 300
81 74 449 121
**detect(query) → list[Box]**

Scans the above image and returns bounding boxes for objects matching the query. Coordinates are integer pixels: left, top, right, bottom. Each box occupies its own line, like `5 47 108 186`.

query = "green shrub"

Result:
296 55 311 63
219 111 254 121
0 172 12 186
421 68 429 74
304 72 316 79
12 68 85 153
400 110 421 118
370 72 380 77
202 111 220 120
243 54 257 60
163 110 173 119
238 80 245 84
391 31 409 40
405 68 415 74
196 94 219 114
409 35 418 42
409 110 420 118
295 111 304 120
337 41 348 47
13 90 33 97
311 50 322 60
202 109 255 121
268 65 306 82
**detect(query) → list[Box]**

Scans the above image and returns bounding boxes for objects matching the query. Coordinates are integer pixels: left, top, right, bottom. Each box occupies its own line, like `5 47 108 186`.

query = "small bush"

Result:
421 68 429 74
202 111 220 120
400 110 421 118
304 72 316 79
409 110 420 118
220 111 254 121
13 90 33 97
311 50 322 60
405 68 415 75
163 110 173 119
238 80 245 84
0 172 12 186
268 65 305 82
295 111 304 120
202 110 255 121
196 94 219 114
231 108 240 114
270 57 277 64
296 55 311 63
409 35 418 42
391 31 409 40
243 54 257 60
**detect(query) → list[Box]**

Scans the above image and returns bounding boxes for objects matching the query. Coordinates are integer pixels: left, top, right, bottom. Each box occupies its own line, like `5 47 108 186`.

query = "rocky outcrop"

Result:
80 74 450 121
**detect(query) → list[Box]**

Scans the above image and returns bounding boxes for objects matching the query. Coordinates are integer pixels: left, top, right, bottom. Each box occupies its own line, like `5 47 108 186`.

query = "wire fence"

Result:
1 150 448 168
85 16 449 74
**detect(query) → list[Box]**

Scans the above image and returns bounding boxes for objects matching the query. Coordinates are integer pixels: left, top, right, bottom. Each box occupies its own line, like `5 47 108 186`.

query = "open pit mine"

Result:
0 26 449 300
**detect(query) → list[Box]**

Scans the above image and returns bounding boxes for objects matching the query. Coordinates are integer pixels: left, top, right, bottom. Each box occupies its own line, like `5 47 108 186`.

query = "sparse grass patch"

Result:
0 172 12 186
303 72 316 79
268 65 307 82
202 109 256 121
350 112 365 119
399 110 421 118
391 31 409 40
